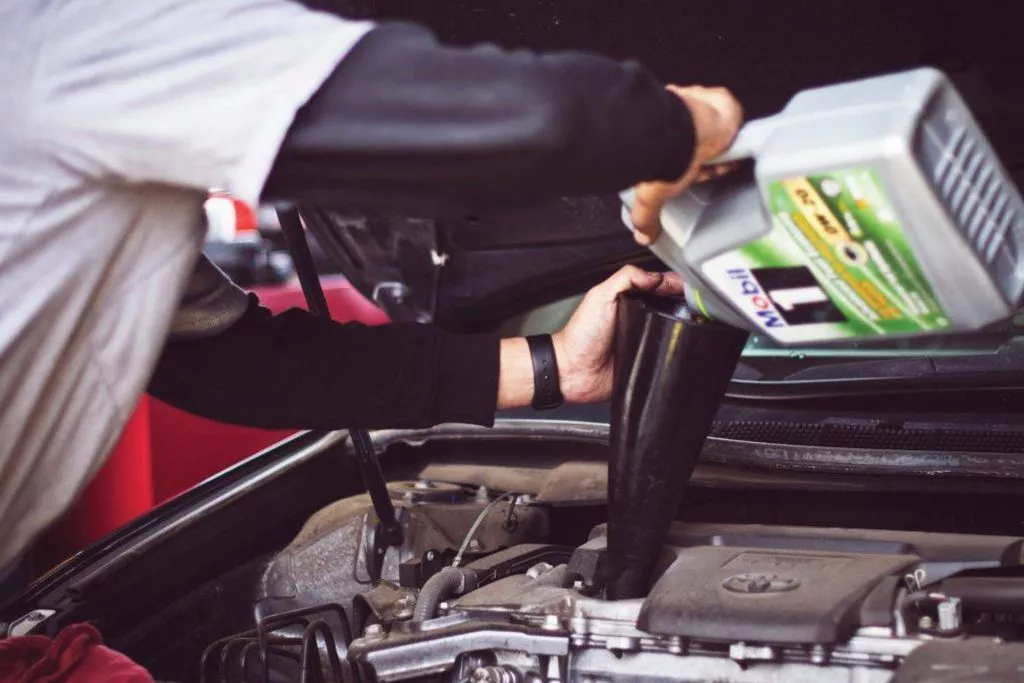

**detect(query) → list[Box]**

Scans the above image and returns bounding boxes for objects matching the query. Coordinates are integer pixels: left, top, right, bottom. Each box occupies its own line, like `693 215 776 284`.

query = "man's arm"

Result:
148 259 680 430
149 294 502 429
261 22 697 208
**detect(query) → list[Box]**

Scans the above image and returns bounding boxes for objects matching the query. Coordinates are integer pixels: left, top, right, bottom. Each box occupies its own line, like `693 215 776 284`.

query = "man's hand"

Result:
497 266 683 410
630 86 743 246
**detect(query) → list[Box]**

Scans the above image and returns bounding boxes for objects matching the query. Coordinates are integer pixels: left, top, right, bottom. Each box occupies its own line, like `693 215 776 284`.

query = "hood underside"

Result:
298 1 1024 328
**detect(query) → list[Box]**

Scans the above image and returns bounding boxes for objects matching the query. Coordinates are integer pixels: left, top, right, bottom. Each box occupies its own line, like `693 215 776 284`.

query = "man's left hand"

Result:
497 266 683 409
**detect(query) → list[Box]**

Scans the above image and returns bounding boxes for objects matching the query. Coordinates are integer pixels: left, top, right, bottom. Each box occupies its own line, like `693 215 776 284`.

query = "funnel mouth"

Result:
621 292 692 323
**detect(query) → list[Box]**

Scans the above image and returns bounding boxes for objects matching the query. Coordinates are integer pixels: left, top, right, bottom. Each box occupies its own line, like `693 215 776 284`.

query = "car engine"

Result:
197 478 1024 683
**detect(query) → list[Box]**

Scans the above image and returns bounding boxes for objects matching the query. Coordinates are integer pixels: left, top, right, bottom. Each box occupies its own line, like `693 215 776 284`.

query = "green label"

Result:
701 167 950 343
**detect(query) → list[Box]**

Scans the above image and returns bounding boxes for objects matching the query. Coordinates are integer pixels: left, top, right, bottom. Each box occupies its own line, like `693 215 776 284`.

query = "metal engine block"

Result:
351 569 918 683
347 523 1024 683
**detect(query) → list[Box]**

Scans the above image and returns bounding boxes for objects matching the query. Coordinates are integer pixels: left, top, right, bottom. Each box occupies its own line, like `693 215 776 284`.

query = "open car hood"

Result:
301 197 654 330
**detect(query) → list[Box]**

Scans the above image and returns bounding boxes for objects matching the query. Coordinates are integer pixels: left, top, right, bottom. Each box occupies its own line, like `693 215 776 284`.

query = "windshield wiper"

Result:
729 342 1024 400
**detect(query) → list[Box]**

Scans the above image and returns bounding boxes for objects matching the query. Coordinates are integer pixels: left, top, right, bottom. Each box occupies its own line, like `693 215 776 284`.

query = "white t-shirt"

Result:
0 0 373 568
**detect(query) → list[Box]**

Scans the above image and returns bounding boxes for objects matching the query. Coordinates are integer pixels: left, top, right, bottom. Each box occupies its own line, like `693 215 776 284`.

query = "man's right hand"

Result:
630 86 744 246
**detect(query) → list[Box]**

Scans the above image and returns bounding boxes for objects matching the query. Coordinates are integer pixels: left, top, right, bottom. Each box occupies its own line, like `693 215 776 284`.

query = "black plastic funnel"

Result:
606 293 749 600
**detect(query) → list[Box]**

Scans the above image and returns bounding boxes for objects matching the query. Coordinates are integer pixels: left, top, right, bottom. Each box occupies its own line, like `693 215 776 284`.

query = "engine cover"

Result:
639 544 916 643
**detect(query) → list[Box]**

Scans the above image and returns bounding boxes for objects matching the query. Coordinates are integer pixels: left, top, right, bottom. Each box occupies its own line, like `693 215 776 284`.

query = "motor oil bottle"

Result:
621 67 1024 345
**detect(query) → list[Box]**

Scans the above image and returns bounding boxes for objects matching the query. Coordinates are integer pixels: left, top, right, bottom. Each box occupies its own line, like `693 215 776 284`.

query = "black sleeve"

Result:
147 294 500 430
261 22 695 208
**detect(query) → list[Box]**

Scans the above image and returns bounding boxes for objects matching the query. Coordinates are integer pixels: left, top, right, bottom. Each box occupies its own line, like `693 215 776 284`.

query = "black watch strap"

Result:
526 334 564 410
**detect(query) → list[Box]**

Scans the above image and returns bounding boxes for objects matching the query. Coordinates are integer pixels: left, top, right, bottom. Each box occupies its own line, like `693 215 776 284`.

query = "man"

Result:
0 0 741 574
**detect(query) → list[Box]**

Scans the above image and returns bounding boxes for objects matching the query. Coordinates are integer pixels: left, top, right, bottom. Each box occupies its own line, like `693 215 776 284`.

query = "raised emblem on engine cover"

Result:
722 572 801 594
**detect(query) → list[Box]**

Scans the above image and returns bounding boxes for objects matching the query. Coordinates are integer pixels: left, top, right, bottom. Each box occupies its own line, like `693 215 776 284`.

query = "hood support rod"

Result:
277 206 404 581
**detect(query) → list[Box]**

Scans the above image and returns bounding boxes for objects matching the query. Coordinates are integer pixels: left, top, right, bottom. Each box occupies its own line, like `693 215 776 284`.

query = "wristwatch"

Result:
526 334 564 410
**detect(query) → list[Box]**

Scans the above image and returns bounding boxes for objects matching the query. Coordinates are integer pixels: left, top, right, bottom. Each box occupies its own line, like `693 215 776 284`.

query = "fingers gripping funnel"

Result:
606 294 749 600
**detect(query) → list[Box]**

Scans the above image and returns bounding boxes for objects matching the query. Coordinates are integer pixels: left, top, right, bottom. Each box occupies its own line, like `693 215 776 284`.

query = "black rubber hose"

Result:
940 577 1024 611
413 568 478 622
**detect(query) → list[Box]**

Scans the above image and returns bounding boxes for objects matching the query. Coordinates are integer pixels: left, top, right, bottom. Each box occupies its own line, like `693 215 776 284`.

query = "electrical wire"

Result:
451 492 519 568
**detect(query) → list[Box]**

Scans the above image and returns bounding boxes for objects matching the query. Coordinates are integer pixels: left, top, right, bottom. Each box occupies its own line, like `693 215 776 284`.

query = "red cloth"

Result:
0 624 152 683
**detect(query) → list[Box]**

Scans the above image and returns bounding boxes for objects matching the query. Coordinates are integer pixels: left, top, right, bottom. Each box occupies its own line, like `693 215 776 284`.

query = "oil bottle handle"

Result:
707 116 778 165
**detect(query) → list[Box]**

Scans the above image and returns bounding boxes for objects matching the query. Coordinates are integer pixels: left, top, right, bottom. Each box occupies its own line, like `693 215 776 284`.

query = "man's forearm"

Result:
149 295 506 430
496 338 535 411
262 22 695 208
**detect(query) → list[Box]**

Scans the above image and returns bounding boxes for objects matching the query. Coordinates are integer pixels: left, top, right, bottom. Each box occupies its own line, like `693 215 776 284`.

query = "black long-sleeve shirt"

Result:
262 22 695 207
149 21 696 430
150 291 500 430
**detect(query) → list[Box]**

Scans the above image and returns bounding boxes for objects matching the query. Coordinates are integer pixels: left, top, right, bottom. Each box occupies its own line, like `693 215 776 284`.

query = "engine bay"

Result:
177 53 1024 682
191 478 1024 683
9 279 1024 683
